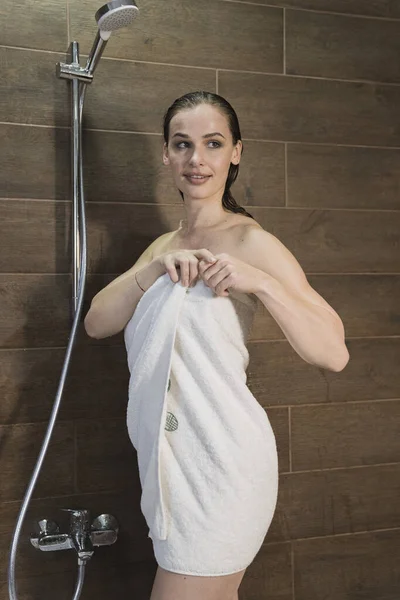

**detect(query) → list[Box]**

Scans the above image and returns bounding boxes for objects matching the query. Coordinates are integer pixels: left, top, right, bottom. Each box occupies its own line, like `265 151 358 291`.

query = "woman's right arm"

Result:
84 239 165 339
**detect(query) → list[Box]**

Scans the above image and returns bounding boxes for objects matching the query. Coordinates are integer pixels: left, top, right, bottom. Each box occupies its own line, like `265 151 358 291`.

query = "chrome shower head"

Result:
83 1 139 76
95 1 139 35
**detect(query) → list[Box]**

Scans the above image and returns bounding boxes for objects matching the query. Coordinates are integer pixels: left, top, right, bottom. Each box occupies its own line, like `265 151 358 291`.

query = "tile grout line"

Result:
73 420 78 494
283 7 286 76
291 541 296 600
219 0 400 23
2 43 400 87
288 405 292 472
2 196 400 213
66 0 70 47
5 120 400 152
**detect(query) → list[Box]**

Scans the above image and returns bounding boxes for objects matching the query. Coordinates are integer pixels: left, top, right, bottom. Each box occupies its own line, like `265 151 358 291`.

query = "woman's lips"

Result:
184 175 211 185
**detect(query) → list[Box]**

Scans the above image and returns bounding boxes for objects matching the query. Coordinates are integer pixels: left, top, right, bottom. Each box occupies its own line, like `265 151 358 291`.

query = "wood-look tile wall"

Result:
1 1 399 598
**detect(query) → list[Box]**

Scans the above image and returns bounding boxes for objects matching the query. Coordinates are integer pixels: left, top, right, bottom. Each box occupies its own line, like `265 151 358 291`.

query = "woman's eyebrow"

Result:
172 132 226 139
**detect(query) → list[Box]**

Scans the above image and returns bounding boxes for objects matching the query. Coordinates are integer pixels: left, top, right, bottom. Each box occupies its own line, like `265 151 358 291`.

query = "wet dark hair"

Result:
162 91 254 220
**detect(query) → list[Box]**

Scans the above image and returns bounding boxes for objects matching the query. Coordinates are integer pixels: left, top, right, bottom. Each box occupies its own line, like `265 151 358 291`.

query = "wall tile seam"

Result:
280 459 400 475
66 0 70 48
266 397 400 409
219 1 400 23
1 335 400 351
5 121 400 153
3 198 400 214
0 345 123 351
291 540 295 600
2 486 132 506
218 69 400 88
2 398 399 429
288 404 292 472
0 487 132 506
0 420 75 430
284 524 400 544
73 419 77 494
0 418 132 429
2 397 400 428
2 44 400 87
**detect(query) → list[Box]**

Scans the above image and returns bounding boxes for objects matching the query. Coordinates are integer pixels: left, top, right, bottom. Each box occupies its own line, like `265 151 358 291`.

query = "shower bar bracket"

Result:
56 61 94 84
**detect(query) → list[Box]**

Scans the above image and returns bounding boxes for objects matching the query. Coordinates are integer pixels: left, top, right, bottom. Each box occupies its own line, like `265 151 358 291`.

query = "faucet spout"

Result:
64 509 94 562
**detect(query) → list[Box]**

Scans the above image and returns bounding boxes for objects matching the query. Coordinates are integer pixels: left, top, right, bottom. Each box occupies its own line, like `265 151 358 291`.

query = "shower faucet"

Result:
30 509 119 565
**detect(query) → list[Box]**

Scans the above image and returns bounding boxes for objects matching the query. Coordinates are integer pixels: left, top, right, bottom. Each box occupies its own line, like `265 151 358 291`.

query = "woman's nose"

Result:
189 152 204 165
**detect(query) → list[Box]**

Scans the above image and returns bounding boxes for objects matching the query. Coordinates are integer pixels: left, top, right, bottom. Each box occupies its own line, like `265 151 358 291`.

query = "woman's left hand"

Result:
197 253 264 296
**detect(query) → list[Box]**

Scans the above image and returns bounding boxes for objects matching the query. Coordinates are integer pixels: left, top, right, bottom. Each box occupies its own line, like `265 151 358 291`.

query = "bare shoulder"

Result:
237 222 297 273
149 229 177 259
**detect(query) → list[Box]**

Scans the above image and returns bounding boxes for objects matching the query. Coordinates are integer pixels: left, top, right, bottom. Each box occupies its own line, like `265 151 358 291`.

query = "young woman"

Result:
84 91 349 600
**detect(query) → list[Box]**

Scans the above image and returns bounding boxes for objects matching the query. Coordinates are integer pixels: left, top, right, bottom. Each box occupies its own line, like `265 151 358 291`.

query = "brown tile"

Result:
239 542 292 600
293 529 400 600
0 129 284 209
247 338 400 407
87 204 400 274
287 143 400 210
0 125 70 200
75 419 137 494
81 59 215 134
0 200 70 273
277 464 400 540
233 141 285 208
0 200 182 274
85 203 183 274
0 48 69 127
0 47 214 131
0 421 74 502
69 0 283 72
0 274 70 348
82 131 285 207
249 206 400 274
0 272 121 348
247 340 327 407
0 561 157 600
0 345 130 425
0 0 67 52
236 0 400 19
219 71 400 146
286 9 400 83
4 202 399 276
265 407 290 473
291 400 400 471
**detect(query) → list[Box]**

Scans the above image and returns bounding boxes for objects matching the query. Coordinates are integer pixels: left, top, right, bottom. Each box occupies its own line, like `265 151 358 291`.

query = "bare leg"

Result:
150 566 246 600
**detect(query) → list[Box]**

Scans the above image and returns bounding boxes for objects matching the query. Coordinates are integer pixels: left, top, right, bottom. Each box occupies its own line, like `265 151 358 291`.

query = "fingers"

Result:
162 249 219 287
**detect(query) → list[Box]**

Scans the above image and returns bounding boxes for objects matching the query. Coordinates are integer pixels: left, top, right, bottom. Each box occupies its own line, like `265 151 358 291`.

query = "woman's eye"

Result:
175 141 221 149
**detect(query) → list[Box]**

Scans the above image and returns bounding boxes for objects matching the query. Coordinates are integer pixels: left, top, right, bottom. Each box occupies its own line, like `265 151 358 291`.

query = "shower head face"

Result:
95 1 139 32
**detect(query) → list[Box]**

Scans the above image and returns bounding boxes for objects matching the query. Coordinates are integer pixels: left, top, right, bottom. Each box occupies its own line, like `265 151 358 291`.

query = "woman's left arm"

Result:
241 226 350 373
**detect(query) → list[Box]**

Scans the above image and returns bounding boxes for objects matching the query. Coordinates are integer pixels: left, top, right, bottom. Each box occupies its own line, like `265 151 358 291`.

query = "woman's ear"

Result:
163 143 170 165
231 140 242 165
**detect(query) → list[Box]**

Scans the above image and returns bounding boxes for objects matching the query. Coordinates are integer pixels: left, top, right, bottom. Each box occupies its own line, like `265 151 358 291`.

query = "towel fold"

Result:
124 272 279 575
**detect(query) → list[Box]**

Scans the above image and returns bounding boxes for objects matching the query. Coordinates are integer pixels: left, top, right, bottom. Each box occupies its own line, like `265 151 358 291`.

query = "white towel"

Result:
124 272 279 576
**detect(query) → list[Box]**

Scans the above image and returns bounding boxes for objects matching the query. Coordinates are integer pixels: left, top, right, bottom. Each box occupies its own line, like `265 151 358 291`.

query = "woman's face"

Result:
163 104 242 201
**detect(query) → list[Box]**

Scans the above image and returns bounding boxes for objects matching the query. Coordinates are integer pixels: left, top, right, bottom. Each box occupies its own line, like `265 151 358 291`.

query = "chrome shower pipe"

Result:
8 3 139 595
8 41 89 600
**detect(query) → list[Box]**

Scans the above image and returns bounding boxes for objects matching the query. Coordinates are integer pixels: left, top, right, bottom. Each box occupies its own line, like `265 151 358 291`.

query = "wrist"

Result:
253 269 274 295
136 258 165 292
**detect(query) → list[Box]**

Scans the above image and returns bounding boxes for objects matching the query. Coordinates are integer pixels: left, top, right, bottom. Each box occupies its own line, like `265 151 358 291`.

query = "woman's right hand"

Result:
156 248 218 287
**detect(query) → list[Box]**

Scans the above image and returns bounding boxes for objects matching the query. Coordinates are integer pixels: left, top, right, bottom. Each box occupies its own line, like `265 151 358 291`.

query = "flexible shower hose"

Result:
8 81 89 600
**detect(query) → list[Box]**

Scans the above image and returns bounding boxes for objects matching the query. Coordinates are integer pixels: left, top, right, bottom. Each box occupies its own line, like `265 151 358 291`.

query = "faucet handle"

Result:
34 519 60 536
91 513 119 533
90 514 119 547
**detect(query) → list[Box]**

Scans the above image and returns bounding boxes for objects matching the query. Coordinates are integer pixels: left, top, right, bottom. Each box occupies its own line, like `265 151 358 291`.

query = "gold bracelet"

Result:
135 269 146 292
